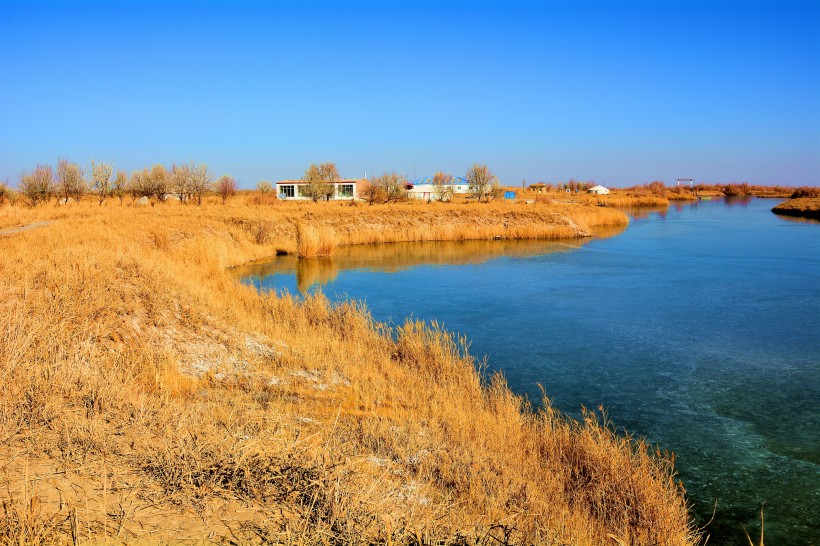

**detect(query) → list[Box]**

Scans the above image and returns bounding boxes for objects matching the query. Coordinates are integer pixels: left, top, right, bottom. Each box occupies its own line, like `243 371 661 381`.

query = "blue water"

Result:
239 198 820 545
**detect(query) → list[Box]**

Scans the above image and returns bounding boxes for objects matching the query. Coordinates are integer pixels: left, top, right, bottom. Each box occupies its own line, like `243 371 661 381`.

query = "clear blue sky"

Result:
1 0 818 188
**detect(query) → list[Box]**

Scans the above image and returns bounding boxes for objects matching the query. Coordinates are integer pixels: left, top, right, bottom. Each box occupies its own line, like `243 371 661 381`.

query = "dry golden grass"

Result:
0 198 698 545
771 197 820 220
523 189 672 208
577 193 671 207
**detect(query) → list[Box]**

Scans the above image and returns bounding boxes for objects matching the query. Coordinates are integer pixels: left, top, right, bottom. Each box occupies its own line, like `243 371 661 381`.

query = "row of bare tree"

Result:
11 160 238 207
371 164 503 203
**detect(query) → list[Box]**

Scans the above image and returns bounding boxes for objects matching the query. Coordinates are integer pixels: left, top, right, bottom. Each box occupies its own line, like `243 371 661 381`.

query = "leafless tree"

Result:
90 160 113 205
149 164 169 201
170 163 191 203
0 179 9 206
301 163 339 202
256 180 273 194
467 163 496 203
112 170 127 205
489 180 505 201
19 164 55 206
361 180 386 205
127 169 152 202
433 171 454 202
318 163 339 201
216 175 237 204
371 172 408 203
301 164 323 202
57 159 87 204
189 163 211 205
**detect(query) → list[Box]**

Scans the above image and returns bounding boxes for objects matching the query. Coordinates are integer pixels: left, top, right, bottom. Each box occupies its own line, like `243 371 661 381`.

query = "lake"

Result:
235 198 820 545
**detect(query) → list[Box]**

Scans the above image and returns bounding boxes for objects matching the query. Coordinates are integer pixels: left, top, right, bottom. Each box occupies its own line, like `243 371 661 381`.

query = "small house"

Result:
276 179 361 201
406 176 471 201
588 185 610 195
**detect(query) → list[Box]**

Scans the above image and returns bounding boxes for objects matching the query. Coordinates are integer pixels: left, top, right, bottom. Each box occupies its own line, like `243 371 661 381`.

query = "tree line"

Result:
1 160 509 207
2 160 237 207
623 181 816 198
528 179 596 193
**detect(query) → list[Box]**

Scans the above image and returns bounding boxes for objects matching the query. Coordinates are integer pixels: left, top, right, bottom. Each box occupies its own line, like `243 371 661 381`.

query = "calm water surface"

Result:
237 198 820 545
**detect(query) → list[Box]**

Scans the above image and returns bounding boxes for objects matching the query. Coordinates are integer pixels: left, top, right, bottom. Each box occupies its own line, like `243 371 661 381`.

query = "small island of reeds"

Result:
772 196 820 220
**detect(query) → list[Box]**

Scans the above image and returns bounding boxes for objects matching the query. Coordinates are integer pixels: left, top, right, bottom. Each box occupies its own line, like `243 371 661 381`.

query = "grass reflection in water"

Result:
233 224 627 293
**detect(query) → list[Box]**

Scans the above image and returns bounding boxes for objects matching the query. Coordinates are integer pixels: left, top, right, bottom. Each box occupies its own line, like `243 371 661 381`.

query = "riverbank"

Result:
0 200 696 545
771 197 820 220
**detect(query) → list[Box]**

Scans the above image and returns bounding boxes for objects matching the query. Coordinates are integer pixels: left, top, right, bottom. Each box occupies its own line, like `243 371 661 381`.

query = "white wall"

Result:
276 182 357 200
407 183 471 200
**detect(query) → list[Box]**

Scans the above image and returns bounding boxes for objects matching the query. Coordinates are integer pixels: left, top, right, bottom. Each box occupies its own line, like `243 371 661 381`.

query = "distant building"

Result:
276 179 361 201
406 176 471 201
588 185 610 195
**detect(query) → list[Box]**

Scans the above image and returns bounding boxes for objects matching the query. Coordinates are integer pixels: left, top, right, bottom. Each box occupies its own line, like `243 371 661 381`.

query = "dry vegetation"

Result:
771 197 820 220
525 181 811 207
616 182 801 200
0 197 699 545
518 187 666 208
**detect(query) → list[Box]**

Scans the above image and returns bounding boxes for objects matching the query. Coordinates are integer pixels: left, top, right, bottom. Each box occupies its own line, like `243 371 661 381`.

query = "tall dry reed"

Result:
295 222 337 257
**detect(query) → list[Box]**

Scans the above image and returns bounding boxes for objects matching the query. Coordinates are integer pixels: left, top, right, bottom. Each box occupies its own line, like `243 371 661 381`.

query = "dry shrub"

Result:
253 220 273 244
790 186 820 199
722 183 753 197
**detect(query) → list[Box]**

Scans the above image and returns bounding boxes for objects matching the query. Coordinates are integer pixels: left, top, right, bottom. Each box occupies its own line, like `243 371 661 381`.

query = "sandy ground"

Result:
0 221 52 236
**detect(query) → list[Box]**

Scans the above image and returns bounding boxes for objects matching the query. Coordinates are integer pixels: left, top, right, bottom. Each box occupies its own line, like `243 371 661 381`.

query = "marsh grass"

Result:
0 198 699 544
527 189 672 208
295 222 337 257
771 197 820 220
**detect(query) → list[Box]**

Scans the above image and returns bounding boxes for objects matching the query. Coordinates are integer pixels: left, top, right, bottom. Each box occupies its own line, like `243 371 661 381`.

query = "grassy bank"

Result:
771 197 820 220
0 199 698 545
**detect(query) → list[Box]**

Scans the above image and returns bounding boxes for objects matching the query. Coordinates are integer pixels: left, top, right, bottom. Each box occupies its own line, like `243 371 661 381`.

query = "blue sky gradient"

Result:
1 0 818 187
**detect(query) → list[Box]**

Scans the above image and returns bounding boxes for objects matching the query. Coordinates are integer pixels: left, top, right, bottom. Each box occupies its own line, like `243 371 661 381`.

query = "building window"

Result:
279 185 295 198
338 183 354 198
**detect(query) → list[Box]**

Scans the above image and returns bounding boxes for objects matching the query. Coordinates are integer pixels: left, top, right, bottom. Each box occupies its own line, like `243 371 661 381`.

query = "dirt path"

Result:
0 220 52 237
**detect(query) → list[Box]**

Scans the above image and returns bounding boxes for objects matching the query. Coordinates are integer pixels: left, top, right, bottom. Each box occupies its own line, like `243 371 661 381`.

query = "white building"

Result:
406 176 471 201
276 179 360 201
587 185 610 195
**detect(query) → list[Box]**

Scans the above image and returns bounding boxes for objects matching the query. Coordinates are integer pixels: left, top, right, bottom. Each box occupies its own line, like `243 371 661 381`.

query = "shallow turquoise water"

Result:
238 198 820 545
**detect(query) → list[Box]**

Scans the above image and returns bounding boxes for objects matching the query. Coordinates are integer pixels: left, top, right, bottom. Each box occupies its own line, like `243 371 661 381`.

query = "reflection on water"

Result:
777 214 820 225
233 225 626 293
620 203 709 220
622 205 669 220
724 195 754 207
